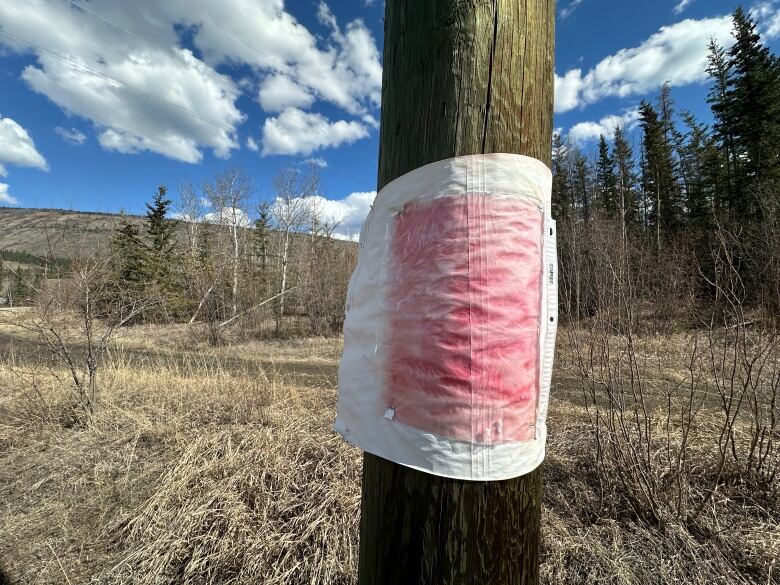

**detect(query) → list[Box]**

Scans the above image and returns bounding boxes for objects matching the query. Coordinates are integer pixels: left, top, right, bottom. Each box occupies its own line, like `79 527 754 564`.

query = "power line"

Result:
64 0 290 76
4 2 378 163
201 15 292 75
57 0 377 157
63 0 148 47
0 29 237 132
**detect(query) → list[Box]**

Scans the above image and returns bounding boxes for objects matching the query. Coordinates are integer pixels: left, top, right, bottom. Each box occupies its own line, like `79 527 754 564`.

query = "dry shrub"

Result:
540 400 780 585
562 315 779 582
556 218 698 333
0 354 74 443
109 413 360 584
554 217 780 583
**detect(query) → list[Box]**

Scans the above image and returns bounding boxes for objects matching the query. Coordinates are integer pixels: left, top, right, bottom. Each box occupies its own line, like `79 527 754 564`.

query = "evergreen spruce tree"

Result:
112 215 147 295
254 202 271 276
31 267 42 294
10 267 30 305
146 185 176 282
727 7 780 217
640 100 681 249
612 125 640 235
596 135 617 218
145 185 186 317
707 39 738 208
657 86 685 231
676 112 719 231
551 133 574 220
572 149 591 222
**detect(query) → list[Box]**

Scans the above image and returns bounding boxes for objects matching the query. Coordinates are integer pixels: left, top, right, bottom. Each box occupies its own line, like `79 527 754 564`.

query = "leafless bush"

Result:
558 218 698 335
706 323 779 490
567 216 779 533
173 166 355 341
701 222 780 490
203 168 253 320
569 324 707 525
567 314 778 582
267 167 319 334
299 223 355 335
4 253 150 420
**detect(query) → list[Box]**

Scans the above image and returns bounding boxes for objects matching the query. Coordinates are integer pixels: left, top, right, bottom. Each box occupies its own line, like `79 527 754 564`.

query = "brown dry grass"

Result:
542 400 779 584
0 323 777 584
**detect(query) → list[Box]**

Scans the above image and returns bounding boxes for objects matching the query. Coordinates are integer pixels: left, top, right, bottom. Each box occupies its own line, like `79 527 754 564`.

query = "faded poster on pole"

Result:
336 154 557 481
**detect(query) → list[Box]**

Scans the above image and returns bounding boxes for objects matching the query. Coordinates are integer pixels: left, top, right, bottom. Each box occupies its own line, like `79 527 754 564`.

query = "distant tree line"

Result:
0 206 144 218
108 167 356 342
0 249 71 270
0 262 41 306
552 7 780 327
0 250 70 307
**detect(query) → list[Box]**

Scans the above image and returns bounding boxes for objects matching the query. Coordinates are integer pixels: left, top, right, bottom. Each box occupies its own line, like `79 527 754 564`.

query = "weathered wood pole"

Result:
358 1 556 584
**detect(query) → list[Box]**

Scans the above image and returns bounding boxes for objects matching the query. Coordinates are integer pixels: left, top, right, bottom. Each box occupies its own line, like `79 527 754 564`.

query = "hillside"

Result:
0 207 143 258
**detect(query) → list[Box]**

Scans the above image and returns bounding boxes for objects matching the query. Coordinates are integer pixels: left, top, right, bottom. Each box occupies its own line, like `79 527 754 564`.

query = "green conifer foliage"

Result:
596 135 617 218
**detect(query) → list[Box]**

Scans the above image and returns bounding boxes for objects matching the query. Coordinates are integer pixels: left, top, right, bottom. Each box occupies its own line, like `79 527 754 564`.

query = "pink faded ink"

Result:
385 194 543 444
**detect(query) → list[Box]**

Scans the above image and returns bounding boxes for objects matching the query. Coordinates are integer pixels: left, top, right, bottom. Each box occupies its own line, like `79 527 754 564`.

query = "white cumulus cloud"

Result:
261 108 369 156
21 48 243 163
0 116 47 205
753 1 780 37
0 0 381 163
560 0 584 19
552 9 780 113
673 0 695 15
303 157 328 168
555 70 585 114
258 74 315 113
568 109 641 144
203 206 252 228
0 116 48 171
172 0 382 115
314 190 375 240
271 190 375 240
0 183 19 205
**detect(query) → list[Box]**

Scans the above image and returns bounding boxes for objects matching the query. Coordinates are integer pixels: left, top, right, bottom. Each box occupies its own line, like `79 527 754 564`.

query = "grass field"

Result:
0 316 777 584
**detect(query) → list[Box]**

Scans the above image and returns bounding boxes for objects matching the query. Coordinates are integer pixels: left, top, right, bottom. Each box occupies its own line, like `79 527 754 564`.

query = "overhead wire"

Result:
64 0 291 75
0 29 237 132
53 0 378 159
63 0 149 47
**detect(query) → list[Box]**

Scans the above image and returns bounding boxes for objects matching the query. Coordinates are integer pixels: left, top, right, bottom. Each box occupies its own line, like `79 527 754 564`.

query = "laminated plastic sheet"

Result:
335 154 557 481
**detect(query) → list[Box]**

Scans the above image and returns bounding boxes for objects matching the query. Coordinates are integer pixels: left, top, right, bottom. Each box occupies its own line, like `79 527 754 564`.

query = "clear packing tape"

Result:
335 154 557 481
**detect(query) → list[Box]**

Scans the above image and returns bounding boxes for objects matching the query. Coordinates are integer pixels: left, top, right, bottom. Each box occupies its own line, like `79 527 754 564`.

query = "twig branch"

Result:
217 286 298 328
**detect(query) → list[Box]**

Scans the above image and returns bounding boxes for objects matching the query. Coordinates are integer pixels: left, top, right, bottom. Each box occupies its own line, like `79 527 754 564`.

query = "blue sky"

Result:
1 0 779 238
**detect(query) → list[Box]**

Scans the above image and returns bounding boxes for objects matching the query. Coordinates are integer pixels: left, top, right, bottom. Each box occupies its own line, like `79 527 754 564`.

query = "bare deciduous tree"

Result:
269 167 318 333
176 180 207 258
204 168 252 318
5 253 151 420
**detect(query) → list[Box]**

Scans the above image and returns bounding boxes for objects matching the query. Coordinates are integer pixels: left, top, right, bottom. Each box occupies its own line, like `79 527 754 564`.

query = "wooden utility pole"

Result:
359 1 555 584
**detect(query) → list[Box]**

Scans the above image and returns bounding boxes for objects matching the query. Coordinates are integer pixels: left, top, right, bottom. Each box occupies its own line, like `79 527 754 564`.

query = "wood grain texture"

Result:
377 0 555 191
359 0 555 583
